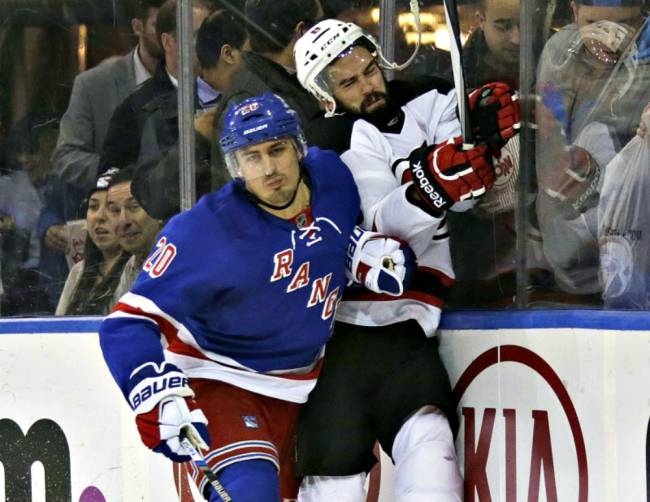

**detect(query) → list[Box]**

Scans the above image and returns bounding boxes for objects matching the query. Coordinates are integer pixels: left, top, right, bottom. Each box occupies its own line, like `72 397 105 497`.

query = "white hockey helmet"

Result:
294 19 381 116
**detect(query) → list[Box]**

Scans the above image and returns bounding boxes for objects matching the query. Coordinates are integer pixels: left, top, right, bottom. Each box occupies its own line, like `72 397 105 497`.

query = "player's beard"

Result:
335 91 394 123
360 91 389 115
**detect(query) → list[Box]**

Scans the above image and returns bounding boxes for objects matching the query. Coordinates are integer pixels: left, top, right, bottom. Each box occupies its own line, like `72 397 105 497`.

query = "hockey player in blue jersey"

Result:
98 92 415 501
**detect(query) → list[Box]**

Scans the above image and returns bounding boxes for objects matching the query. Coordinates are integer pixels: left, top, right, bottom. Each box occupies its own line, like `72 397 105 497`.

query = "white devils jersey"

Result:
305 79 461 335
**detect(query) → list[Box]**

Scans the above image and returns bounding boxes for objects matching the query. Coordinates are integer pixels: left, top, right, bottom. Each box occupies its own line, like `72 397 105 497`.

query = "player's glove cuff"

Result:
136 395 211 462
469 82 521 147
345 226 416 296
127 361 194 414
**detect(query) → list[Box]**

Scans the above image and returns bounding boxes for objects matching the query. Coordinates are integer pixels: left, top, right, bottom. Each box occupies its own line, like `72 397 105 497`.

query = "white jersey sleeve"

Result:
316 82 462 335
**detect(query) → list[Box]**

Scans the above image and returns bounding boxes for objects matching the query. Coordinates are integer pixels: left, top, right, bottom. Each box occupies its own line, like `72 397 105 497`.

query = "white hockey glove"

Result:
345 226 416 296
128 362 211 462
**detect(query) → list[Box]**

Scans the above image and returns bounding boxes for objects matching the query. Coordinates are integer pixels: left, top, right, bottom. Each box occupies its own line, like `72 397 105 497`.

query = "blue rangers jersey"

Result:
99 147 360 404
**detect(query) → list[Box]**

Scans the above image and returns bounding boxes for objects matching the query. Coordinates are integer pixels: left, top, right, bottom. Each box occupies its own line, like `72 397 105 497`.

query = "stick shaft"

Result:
180 428 233 502
442 0 474 146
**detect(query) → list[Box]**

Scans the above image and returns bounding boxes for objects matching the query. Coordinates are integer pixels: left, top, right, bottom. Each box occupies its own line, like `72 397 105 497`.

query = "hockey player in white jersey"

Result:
98 92 416 501
293 20 521 501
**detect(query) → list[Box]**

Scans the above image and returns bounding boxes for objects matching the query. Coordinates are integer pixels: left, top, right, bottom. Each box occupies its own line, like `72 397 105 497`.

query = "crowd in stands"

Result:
1 0 649 316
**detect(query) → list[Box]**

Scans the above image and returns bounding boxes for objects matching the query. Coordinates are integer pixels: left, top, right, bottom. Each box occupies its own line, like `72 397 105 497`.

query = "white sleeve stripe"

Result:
118 292 252 371
106 310 158 325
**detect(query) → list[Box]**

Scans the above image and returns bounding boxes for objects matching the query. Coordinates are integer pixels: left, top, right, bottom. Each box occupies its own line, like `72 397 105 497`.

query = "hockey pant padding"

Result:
392 405 463 502
209 459 279 502
297 473 367 502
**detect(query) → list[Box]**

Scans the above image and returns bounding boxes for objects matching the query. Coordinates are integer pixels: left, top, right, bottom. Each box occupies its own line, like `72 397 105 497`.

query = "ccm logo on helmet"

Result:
320 32 341 51
411 161 446 209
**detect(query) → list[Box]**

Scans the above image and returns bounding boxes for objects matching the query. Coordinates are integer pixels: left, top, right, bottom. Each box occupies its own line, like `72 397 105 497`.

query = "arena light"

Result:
371 7 470 47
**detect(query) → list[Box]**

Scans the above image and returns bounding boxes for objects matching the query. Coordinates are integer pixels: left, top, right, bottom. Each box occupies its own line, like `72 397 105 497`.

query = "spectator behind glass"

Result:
195 9 249 134
0 117 58 315
51 0 164 192
535 0 650 302
402 0 551 307
105 168 163 303
42 0 164 307
131 9 250 221
56 169 130 315
209 0 324 186
98 0 212 173
597 101 650 309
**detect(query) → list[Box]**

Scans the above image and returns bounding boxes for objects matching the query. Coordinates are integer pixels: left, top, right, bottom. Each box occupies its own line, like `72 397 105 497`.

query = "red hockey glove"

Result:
127 361 211 462
398 137 494 212
346 226 417 297
469 82 521 148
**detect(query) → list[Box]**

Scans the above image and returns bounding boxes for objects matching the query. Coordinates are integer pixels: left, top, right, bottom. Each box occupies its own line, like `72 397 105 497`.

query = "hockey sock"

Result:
392 405 463 502
209 459 279 502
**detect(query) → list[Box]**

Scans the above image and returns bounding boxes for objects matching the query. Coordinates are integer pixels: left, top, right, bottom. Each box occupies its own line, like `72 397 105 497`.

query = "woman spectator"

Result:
56 169 129 315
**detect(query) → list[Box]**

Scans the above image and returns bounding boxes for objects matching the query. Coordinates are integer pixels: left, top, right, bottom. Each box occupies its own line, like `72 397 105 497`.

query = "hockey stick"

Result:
442 0 475 149
180 426 234 502
646 417 649 502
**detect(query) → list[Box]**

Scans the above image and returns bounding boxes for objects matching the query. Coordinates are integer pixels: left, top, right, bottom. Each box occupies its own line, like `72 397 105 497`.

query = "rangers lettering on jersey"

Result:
271 249 294 281
271 251 340 320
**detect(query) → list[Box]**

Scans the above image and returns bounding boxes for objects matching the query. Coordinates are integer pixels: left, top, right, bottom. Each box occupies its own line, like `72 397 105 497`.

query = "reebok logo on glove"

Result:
411 161 447 209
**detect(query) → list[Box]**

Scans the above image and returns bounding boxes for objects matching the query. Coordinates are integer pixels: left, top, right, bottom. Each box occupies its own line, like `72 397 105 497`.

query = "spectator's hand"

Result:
538 145 599 205
637 102 650 138
468 82 521 148
44 224 68 253
194 108 219 140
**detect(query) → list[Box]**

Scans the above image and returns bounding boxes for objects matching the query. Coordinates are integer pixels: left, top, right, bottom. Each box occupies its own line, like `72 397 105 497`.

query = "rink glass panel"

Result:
1 0 648 316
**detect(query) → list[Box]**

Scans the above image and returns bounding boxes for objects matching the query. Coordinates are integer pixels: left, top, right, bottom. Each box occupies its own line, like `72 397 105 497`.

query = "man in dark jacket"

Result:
406 0 553 307
98 0 211 173
131 8 249 220
206 0 324 188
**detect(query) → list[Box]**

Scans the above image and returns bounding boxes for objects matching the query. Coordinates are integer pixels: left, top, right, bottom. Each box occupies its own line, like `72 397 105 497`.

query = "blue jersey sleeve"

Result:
99 215 211 406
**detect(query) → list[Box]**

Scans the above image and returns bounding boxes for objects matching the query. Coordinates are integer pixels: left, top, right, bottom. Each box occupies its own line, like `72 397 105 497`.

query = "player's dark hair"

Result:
129 0 166 21
245 0 322 54
196 10 248 70
155 0 177 42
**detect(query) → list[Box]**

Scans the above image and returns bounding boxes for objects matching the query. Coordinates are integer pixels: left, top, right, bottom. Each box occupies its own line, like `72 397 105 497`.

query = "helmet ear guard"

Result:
294 9 422 116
